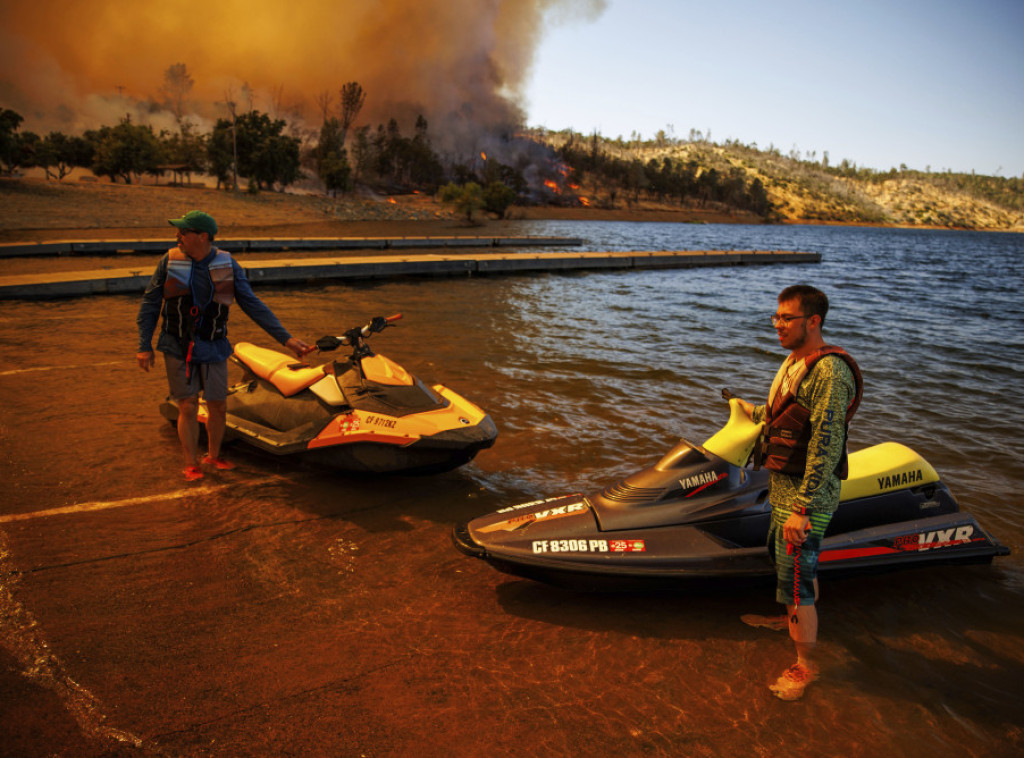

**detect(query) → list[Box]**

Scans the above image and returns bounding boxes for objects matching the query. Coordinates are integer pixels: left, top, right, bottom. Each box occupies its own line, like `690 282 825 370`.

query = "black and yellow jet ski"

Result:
453 392 1007 590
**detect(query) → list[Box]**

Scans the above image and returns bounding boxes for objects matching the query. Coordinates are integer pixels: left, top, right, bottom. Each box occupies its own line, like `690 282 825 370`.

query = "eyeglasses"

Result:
770 314 806 327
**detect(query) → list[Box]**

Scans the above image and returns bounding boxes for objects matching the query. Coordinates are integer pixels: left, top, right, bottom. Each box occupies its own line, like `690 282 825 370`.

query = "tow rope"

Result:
185 304 201 380
788 541 802 623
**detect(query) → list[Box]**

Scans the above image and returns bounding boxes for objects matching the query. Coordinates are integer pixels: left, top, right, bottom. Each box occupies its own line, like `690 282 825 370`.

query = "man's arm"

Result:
231 261 311 356
792 357 855 513
781 358 854 545
136 255 168 369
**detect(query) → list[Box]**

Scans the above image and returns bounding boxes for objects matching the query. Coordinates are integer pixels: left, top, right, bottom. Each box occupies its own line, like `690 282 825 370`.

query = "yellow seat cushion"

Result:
234 342 326 397
840 441 940 502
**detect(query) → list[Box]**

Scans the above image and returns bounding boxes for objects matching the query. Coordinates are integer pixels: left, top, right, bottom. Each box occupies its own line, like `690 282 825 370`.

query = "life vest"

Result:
162 247 235 341
756 346 863 479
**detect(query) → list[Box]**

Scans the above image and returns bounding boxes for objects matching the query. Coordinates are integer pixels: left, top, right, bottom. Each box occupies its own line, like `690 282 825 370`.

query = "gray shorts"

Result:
163 354 228 402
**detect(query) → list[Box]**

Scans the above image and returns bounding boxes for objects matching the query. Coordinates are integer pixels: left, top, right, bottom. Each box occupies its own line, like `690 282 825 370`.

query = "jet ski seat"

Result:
233 342 326 397
840 442 941 502
702 398 764 467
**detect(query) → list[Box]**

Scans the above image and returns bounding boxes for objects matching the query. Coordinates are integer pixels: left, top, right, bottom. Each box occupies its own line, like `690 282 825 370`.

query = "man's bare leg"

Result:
177 396 203 480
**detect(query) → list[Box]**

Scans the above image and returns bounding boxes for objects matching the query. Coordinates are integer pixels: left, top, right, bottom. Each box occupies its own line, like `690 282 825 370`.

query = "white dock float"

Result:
0 249 820 299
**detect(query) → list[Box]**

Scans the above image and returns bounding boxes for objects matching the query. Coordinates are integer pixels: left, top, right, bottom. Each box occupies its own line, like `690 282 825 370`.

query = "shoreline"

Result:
2 177 1009 245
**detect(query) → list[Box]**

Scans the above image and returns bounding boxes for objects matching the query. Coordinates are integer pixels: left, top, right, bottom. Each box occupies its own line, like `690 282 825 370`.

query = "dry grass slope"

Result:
538 133 1024 231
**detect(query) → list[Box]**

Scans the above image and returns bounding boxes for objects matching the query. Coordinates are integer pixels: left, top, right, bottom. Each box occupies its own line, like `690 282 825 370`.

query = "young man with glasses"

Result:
735 284 863 700
136 210 312 481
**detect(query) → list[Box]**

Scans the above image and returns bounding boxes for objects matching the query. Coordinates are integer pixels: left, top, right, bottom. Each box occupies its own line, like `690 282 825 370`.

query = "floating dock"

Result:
0 249 820 299
0 235 584 258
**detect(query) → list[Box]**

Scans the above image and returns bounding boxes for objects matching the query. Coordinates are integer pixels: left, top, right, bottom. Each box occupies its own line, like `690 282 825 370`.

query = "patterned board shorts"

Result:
767 513 831 607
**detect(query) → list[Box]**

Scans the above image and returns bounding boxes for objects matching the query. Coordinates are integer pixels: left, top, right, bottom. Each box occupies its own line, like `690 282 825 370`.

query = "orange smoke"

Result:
0 0 607 141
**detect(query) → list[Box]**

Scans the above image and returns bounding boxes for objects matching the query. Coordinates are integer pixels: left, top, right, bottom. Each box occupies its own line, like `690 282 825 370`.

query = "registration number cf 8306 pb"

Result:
531 538 646 554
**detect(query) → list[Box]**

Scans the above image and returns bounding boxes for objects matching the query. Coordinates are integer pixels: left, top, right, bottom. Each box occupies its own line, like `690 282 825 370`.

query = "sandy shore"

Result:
0 177 765 244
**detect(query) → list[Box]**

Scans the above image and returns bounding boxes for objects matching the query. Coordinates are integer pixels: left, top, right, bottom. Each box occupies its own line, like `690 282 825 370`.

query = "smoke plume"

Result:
0 0 606 147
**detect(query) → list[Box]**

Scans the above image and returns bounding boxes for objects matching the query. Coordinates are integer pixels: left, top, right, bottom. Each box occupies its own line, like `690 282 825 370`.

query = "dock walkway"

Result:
0 235 583 258
0 249 820 299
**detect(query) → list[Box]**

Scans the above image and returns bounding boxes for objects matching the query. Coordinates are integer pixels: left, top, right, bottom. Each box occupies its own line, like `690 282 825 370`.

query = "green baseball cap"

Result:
169 210 218 237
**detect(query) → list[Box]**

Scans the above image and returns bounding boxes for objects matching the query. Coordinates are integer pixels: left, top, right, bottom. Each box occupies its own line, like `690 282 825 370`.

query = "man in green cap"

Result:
136 210 312 481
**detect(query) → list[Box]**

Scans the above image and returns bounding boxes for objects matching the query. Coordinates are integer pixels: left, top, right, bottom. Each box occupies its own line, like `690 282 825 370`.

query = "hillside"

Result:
536 131 1024 232
3 133 1022 239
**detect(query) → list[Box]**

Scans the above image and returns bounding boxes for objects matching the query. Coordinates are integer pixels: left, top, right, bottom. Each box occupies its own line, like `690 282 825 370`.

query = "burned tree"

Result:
159 63 194 128
338 81 366 147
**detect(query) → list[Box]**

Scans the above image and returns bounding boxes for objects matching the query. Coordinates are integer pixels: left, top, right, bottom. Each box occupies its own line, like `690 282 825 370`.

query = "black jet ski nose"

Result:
452 523 485 557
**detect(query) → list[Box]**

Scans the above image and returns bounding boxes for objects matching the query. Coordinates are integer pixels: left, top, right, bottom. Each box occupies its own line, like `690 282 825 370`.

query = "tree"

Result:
354 116 444 191
320 150 352 196
746 177 772 216
439 181 484 222
375 119 401 180
721 167 748 208
625 159 648 205
482 181 517 218
0 108 24 173
207 118 236 189
209 110 301 191
338 81 366 146
160 121 207 183
315 90 333 124
87 116 162 183
251 133 301 190
35 131 92 181
406 115 444 190
350 125 373 181
314 117 345 189
0 108 38 175
696 167 720 207
159 63 194 127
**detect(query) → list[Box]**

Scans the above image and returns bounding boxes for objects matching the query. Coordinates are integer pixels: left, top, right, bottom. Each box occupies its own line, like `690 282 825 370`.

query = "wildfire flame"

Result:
579 197 591 207
481 152 487 161
387 197 397 204
543 179 560 193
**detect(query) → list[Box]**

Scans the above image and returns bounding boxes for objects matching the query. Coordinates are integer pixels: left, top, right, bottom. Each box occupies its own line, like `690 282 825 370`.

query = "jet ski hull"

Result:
453 507 1008 592
454 427 1009 591
161 396 497 475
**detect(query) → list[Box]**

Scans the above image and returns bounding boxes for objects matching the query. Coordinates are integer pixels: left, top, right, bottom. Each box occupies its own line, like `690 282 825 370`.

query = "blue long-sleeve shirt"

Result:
137 247 292 362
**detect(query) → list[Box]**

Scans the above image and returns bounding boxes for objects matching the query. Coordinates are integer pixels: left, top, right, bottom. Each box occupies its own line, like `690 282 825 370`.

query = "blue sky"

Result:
524 0 1024 176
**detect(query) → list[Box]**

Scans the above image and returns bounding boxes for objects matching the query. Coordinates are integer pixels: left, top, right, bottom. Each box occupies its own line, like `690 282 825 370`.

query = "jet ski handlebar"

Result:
315 313 403 353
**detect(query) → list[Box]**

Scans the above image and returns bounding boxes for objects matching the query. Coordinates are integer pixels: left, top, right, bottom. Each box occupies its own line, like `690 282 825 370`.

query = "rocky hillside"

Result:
537 132 1024 231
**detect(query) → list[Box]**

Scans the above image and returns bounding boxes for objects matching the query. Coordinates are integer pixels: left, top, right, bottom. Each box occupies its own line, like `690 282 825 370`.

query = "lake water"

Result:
1 221 1022 755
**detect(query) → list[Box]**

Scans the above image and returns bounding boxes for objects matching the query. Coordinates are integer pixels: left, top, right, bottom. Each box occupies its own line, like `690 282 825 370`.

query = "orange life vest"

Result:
162 248 235 341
